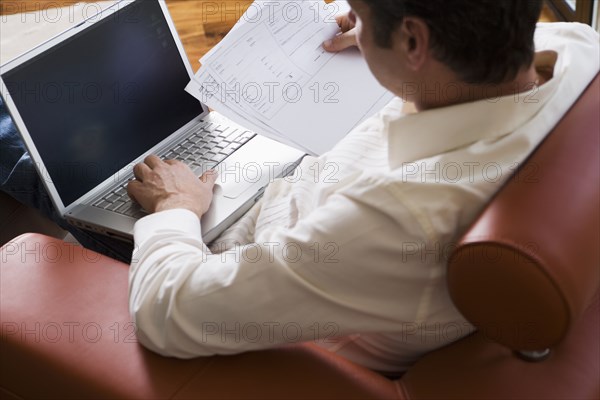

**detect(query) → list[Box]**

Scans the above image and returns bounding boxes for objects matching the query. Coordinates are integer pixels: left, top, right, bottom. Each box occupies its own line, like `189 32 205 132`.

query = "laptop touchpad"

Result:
216 165 265 199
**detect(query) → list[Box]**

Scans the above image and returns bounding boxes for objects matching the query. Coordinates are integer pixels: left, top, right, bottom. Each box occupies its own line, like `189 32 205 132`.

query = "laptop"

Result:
0 0 305 243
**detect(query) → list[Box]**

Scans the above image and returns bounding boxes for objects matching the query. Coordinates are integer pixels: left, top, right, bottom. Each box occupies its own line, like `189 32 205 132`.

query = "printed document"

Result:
186 0 394 155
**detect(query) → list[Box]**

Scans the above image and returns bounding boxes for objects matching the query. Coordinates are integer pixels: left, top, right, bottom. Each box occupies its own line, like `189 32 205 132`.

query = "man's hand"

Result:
127 155 217 220
323 12 358 52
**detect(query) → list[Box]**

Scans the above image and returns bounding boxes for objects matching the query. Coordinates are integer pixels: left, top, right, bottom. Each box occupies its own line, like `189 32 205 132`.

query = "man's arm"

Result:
129 195 439 358
126 158 440 357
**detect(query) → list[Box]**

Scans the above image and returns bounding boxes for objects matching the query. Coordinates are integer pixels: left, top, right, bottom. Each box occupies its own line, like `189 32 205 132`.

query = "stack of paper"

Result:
185 0 393 155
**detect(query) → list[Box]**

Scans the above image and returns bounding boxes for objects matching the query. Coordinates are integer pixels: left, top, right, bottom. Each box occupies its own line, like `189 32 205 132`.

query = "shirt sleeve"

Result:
128 192 441 359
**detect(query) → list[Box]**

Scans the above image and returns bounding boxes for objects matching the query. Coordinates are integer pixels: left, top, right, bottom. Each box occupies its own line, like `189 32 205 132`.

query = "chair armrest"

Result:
397 291 599 399
0 234 398 399
447 74 600 351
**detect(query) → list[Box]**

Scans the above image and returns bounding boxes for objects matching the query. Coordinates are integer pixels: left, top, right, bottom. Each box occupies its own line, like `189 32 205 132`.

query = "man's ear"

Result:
396 17 430 72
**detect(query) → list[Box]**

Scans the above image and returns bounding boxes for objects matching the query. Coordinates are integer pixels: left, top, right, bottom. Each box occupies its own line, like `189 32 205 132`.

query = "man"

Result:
125 0 599 374
2 0 599 374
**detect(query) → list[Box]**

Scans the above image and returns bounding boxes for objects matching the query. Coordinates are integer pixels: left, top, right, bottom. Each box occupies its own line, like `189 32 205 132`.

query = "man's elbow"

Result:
130 294 198 359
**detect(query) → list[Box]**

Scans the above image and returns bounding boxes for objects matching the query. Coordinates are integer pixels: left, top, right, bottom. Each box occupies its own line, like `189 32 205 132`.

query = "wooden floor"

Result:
1 0 560 71
540 3 560 22
164 0 253 70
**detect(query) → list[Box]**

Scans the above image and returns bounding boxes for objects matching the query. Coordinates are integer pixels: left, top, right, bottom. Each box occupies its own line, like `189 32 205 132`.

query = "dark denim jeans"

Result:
0 97 133 263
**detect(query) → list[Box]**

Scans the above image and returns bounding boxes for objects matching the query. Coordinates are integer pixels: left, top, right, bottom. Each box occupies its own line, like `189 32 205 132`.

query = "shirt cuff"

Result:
133 209 202 245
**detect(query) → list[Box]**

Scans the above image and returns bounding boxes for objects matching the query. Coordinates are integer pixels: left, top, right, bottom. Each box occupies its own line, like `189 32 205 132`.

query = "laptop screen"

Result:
2 0 202 206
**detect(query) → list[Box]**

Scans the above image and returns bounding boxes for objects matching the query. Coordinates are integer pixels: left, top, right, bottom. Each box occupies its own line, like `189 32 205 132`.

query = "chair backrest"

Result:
447 74 600 352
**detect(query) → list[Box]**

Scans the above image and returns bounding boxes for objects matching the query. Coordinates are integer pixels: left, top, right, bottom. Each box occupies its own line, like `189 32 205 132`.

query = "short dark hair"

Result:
364 0 543 84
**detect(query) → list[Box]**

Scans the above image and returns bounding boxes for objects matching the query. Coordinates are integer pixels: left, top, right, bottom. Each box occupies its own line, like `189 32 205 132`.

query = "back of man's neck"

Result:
414 64 543 112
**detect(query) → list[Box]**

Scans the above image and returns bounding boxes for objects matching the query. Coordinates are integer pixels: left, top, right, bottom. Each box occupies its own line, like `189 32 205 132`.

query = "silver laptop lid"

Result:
0 0 206 215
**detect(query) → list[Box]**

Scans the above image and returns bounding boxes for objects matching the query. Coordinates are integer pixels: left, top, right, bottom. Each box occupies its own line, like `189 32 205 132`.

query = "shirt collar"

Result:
388 52 560 169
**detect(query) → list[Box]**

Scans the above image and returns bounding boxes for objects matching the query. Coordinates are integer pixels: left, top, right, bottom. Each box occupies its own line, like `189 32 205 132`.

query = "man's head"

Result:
348 0 543 105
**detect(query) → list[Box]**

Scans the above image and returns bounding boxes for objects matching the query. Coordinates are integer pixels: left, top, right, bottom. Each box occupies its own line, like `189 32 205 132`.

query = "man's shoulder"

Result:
535 22 599 48
535 22 599 116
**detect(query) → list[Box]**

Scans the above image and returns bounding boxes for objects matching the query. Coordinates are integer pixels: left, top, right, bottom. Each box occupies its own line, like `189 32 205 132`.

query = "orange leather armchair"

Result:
1 75 598 399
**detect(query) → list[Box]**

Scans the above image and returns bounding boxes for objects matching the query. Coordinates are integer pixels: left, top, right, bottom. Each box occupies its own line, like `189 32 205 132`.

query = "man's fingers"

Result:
200 170 218 185
133 162 152 182
144 155 163 169
126 180 143 203
336 14 354 33
323 29 357 53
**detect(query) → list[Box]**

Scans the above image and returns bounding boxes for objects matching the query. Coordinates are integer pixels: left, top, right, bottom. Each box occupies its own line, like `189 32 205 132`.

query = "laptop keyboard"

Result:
92 122 256 218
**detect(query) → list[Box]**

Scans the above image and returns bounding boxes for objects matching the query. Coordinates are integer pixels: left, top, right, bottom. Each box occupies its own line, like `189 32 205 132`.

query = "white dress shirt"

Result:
129 23 599 373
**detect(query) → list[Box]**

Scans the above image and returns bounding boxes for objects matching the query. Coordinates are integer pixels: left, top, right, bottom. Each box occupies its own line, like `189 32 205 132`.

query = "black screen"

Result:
2 0 202 206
